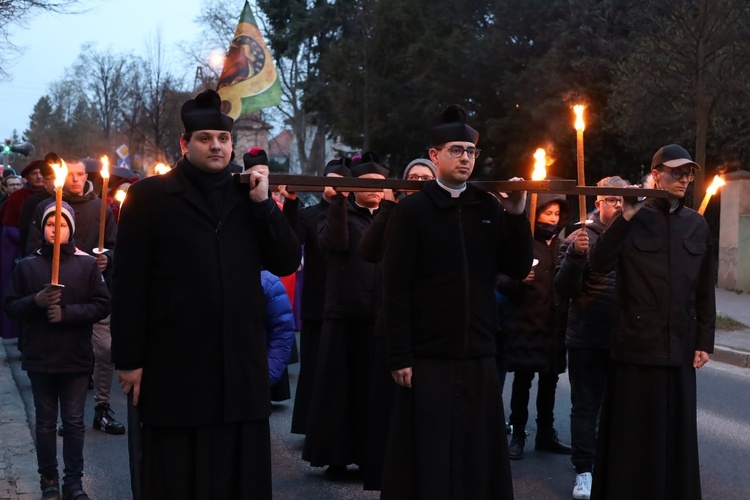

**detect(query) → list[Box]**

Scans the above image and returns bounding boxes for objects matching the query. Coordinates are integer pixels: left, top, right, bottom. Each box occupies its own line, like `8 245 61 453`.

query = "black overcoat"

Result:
111 163 301 427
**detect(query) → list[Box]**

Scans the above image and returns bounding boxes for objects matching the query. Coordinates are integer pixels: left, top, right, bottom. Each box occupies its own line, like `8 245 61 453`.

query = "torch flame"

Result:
706 175 725 196
532 148 547 181
573 105 586 132
50 160 68 189
114 189 127 204
154 163 171 175
100 156 110 179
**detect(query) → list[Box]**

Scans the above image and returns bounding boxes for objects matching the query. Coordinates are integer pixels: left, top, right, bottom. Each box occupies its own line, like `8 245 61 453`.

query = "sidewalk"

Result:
0 287 749 499
713 287 750 368
0 339 38 500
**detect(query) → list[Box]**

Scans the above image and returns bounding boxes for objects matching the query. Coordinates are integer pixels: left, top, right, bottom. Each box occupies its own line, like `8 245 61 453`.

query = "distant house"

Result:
268 129 293 171
234 113 273 156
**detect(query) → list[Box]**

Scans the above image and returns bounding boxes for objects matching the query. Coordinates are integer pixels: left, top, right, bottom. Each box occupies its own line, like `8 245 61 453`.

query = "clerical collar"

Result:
355 201 377 214
436 179 466 198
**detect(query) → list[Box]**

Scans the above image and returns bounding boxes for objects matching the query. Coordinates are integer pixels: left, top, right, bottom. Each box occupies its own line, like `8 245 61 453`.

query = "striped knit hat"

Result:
42 201 76 236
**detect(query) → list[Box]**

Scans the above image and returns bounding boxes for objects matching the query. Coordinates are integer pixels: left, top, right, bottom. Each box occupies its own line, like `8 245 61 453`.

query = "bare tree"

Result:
73 43 133 143
0 0 86 77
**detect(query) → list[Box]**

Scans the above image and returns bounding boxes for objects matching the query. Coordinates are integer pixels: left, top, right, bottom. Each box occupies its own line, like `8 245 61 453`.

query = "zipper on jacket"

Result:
457 206 471 356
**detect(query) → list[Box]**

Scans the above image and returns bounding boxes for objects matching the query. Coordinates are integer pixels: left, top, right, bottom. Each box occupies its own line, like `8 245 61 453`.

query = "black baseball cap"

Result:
650 144 701 170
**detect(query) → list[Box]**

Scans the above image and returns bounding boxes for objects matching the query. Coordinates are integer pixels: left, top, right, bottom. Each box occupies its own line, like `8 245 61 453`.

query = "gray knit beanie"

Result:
403 158 437 180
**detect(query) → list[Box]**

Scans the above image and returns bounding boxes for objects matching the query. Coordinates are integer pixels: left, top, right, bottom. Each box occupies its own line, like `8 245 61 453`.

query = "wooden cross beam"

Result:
239 174 668 198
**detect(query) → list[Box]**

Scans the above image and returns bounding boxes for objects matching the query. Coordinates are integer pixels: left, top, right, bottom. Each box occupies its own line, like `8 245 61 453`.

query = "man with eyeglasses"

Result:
589 144 715 500
554 176 629 499
381 104 533 499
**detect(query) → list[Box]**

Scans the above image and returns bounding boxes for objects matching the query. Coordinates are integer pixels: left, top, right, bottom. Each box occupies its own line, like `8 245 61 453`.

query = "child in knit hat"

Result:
3 200 109 500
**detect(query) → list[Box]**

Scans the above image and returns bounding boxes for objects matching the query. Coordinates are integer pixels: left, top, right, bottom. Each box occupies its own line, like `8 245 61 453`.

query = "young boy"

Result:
4 201 109 500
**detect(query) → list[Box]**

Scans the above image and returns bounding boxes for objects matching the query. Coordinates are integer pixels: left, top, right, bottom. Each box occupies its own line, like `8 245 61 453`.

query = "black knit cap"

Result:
323 157 352 177
243 147 269 170
350 151 389 178
429 104 479 146
181 89 234 133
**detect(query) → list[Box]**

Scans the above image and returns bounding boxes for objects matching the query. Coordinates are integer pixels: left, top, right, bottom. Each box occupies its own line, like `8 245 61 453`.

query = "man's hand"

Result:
621 185 648 221
391 367 413 388
277 185 297 201
118 368 143 405
383 188 396 202
96 253 108 271
323 186 348 199
693 351 710 369
500 177 527 215
573 230 590 253
47 305 62 323
35 286 61 308
248 170 269 202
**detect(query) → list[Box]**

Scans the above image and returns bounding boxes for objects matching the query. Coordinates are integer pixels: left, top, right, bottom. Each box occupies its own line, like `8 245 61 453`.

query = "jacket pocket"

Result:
684 239 706 255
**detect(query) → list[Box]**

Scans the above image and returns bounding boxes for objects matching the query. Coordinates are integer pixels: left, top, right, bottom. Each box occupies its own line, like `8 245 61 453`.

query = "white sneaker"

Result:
572 472 592 500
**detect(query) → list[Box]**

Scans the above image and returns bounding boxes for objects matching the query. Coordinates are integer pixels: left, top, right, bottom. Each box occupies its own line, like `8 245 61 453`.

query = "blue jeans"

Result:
567 346 609 473
28 371 89 485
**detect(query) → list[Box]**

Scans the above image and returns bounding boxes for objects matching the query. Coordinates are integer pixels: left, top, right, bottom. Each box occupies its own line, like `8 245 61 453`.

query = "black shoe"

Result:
535 429 572 454
93 402 126 435
324 465 348 479
508 432 525 460
40 474 60 500
62 483 90 500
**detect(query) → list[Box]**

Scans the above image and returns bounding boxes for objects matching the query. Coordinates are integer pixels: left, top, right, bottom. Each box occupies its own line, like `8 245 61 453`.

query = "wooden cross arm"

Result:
243 174 668 198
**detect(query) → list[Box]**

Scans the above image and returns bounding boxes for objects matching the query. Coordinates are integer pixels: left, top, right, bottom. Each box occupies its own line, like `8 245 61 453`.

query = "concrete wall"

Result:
719 171 750 292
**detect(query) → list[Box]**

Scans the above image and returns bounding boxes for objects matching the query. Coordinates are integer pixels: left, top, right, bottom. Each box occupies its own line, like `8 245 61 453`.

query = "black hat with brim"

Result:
350 151 389 178
323 158 352 177
429 104 479 146
243 147 269 170
181 89 234 133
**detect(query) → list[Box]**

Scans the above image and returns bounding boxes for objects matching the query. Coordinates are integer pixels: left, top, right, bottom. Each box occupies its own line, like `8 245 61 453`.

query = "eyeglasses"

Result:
600 197 623 207
407 174 435 181
664 168 695 182
435 145 481 159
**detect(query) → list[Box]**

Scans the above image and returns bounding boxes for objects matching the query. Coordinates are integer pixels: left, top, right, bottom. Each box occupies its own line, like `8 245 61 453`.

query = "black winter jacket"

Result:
589 198 715 366
554 211 616 349
318 194 381 320
5 242 110 373
498 195 569 373
383 181 533 371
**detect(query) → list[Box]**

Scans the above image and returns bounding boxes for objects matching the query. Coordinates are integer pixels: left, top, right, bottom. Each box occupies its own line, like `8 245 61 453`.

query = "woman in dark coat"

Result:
499 194 571 459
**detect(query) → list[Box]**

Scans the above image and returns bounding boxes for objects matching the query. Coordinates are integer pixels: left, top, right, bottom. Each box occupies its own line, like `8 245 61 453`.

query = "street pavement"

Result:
2 286 749 499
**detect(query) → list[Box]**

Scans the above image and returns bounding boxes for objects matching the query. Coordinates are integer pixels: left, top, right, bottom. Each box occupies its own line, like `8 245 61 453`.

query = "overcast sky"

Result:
0 0 235 141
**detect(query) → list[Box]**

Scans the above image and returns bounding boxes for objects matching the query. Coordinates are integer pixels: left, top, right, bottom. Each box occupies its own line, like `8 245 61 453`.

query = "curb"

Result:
0 340 38 500
712 345 750 369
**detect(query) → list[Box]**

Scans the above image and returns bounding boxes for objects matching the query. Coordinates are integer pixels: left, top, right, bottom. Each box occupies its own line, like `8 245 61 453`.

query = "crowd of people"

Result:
0 89 715 500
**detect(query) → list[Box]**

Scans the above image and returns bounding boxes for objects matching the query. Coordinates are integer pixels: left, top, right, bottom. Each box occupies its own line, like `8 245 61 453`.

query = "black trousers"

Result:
508 370 559 432
568 346 609 473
